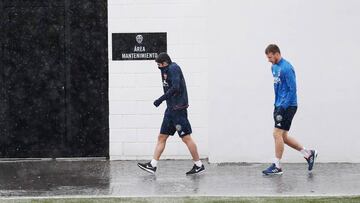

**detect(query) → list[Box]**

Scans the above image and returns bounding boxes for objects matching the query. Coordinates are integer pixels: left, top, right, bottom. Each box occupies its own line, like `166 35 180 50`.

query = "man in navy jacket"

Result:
138 53 205 175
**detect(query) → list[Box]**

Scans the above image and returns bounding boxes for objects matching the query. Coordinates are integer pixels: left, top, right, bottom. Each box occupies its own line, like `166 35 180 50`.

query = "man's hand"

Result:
153 99 162 107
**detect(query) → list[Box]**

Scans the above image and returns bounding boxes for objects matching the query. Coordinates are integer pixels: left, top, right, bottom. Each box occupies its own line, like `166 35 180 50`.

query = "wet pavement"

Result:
0 160 359 197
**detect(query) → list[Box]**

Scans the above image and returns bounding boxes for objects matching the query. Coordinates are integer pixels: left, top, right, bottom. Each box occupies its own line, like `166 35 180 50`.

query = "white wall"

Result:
109 0 360 162
208 0 360 163
108 0 209 160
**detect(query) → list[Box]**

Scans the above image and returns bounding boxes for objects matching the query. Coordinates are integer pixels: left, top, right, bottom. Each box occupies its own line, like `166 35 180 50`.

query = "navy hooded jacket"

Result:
157 62 189 111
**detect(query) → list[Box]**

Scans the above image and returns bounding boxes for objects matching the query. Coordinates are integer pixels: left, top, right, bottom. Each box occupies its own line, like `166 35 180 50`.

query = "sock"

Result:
300 148 311 158
150 159 158 167
274 158 281 168
194 160 203 167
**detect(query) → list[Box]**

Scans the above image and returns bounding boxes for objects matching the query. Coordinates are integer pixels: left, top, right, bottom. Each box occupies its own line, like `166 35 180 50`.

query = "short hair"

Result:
265 44 281 54
155 52 172 64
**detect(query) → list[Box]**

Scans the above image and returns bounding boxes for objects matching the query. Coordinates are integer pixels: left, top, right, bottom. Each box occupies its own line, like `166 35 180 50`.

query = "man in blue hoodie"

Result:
138 53 205 175
262 44 318 175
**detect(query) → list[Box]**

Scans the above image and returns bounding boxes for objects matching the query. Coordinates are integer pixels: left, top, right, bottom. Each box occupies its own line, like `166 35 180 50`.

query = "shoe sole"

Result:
309 150 318 171
186 169 206 175
262 171 283 176
137 163 155 174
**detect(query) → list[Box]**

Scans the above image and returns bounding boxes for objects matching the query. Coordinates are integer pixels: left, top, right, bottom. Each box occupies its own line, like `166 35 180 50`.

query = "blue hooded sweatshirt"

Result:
272 58 297 109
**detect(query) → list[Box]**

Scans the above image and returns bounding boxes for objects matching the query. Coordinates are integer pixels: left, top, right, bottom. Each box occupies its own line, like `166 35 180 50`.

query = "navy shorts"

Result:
160 109 192 137
273 106 297 131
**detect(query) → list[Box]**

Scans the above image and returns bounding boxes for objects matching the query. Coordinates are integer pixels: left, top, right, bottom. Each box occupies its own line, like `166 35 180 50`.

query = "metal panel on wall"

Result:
66 0 109 157
0 0 108 158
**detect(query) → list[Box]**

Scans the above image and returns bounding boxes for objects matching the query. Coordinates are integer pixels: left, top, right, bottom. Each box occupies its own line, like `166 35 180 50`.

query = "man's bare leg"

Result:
137 134 169 174
282 131 303 151
283 131 313 159
274 128 285 160
182 134 205 174
181 134 200 161
262 128 285 174
153 134 169 161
